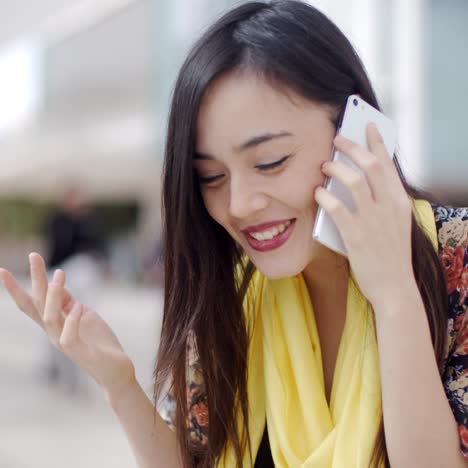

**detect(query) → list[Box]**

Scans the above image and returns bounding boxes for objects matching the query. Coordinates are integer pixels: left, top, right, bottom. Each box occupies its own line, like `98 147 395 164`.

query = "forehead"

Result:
196 71 327 153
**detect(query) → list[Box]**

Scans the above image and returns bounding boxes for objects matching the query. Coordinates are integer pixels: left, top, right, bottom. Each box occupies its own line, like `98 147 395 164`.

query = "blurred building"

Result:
0 2 466 468
0 0 466 265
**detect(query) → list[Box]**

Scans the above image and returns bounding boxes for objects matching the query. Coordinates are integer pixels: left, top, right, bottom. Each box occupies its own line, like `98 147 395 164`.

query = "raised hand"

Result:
0 253 136 396
315 123 414 307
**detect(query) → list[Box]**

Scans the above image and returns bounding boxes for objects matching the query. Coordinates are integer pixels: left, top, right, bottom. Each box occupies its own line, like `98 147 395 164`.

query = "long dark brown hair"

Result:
154 1 449 467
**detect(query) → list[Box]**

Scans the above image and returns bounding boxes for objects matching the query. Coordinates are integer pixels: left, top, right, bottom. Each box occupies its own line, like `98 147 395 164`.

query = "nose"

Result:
228 173 269 220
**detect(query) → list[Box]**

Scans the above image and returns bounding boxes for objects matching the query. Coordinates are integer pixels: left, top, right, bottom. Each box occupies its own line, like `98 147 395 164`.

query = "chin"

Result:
250 259 307 280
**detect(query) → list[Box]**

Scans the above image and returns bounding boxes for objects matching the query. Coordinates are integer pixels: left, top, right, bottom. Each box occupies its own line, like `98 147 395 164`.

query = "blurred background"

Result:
0 0 466 467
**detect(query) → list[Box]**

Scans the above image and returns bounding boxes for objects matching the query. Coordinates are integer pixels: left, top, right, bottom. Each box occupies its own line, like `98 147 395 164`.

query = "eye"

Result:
196 154 291 186
256 155 291 171
198 174 224 185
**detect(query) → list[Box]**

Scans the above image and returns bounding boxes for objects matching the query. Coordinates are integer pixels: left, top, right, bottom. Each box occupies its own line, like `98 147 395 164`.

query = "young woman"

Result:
1 1 467 467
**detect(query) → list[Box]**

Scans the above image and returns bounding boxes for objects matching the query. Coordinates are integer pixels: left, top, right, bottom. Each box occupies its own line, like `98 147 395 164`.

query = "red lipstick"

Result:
242 219 296 252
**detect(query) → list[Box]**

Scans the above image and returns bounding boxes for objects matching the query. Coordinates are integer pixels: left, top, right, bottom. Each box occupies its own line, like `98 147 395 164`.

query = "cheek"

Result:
203 192 241 242
280 164 322 211
202 190 228 226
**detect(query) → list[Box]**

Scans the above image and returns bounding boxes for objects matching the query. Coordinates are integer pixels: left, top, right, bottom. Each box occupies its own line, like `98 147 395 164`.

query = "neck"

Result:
302 246 350 301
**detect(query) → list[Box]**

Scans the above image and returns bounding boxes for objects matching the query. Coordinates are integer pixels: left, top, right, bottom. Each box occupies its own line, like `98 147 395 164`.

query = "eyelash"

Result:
198 155 291 185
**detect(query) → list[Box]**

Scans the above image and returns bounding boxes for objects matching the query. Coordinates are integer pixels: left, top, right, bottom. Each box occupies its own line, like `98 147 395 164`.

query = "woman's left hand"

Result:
315 123 414 307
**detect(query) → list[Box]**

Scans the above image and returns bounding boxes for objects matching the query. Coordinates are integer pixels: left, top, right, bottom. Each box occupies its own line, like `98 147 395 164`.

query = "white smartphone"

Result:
312 94 397 257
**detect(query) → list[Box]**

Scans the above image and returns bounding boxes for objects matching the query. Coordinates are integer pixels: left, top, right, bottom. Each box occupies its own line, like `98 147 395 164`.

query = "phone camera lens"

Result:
353 98 358 106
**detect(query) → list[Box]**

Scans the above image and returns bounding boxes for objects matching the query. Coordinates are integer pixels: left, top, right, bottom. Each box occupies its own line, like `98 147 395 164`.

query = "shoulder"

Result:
431 203 468 309
185 331 209 446
156 330 209 447
431 203 468 250
431 203 468 458
430 202 468 355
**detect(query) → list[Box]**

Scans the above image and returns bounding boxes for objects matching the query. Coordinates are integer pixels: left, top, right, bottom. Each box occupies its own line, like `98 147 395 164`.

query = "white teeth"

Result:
249 221 292 241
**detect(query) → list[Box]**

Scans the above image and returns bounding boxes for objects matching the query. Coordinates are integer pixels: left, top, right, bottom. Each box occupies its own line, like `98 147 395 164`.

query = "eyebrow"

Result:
193 131 293 160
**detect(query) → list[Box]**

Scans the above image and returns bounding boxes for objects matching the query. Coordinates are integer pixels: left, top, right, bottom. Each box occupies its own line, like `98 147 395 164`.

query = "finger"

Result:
366 123 393 167
333 134 377 175
366 123 408 202
60 302 94 366
60 301 83 350
321 160 373 207
0 268 44 327
314 185 355 241
61 286 82 323
334 131 388 205
366 122 400 181
29 252 48 314
62 288 76 316
43 269 66 343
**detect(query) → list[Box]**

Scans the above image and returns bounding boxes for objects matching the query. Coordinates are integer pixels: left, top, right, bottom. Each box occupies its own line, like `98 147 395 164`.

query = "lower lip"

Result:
244 220 296 252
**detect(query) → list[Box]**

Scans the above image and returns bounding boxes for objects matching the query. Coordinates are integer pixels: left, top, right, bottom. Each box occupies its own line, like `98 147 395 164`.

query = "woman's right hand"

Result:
0 252 136 397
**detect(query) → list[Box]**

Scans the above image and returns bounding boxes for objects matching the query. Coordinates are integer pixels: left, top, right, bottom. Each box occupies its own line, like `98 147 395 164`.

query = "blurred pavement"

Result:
0 277 164 468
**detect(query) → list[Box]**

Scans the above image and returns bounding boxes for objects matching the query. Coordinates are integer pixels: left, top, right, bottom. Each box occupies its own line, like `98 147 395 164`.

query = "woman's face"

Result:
195 71 337 279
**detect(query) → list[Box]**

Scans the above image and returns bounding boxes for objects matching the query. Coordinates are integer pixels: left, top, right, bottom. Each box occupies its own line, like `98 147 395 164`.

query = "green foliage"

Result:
0 199 52 239
0 198 139 239
94 201 140 236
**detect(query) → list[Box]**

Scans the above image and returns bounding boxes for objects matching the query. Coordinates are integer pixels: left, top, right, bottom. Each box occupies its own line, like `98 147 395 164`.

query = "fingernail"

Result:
52 270 61 283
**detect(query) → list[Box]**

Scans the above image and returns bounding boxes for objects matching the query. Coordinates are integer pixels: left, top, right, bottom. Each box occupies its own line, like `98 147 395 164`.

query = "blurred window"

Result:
0 41 41 136
425 0 468 190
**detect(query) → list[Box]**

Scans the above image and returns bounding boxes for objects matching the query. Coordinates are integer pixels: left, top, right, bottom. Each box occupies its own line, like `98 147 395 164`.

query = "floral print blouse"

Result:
433 204 468 457
157 203 468 459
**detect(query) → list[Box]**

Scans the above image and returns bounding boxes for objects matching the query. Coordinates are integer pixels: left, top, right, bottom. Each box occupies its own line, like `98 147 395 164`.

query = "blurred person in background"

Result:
1 1 468 468
42 185 108 394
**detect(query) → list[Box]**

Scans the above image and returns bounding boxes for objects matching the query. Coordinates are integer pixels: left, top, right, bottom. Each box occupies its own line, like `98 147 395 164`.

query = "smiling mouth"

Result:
243 219 296 252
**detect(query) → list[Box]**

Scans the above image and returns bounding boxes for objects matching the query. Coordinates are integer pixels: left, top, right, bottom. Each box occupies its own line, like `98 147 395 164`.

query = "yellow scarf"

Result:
219 199 438 467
